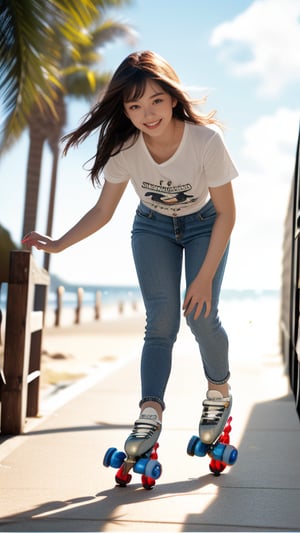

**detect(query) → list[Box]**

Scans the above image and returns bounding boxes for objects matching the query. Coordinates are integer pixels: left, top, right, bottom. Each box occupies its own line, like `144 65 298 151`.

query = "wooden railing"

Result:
0 250 49 434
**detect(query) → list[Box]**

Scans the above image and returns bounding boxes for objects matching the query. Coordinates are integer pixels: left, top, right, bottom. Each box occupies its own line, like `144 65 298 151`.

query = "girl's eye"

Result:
153 98 163 105
129 104 139 111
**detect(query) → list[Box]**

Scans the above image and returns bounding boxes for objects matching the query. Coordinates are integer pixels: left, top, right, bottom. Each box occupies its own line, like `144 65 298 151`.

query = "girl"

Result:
23 51 238 458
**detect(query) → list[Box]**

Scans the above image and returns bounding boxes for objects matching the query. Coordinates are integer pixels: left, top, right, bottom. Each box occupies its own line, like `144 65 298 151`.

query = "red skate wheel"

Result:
115 471 132 487
141 475 155 490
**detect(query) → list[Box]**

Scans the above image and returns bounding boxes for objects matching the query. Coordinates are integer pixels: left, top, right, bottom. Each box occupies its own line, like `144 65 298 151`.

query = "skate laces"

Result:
201 390 231 426
131 408 161 440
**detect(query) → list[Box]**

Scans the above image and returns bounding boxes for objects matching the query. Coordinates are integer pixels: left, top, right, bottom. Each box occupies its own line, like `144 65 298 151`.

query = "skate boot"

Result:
124 407 161 458
199 390 232 444
103 406 162 489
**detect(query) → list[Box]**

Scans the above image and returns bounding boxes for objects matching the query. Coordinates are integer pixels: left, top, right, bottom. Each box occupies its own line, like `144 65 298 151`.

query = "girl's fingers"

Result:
183 296 211 319
22 234 33 243
22 232 48 249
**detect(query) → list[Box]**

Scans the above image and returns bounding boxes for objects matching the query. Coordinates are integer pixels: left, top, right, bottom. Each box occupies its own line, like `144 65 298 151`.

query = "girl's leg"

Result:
185 245 230 388
131 210 183 413
183 201 230 388
183 204 232 443
124 206 183 457
185 245 232 442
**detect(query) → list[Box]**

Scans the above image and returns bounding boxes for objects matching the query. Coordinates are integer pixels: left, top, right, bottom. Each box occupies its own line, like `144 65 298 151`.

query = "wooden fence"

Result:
0 251 139 434
52 286 138 327
54 285 102 326
0 251 49 434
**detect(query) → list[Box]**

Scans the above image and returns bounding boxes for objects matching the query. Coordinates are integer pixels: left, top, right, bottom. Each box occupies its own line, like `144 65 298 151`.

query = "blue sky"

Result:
1 0 300 289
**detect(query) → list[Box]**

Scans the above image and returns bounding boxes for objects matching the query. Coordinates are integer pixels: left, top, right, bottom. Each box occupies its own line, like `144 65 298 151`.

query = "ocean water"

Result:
47 285 141 308
46 286 279 308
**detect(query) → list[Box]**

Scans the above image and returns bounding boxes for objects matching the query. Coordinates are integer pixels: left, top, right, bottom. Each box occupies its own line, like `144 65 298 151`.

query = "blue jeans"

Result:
131 200 230 411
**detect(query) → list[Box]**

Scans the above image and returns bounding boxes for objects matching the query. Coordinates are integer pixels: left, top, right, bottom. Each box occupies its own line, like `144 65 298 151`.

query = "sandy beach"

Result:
40 305 146 399
0 300 145 398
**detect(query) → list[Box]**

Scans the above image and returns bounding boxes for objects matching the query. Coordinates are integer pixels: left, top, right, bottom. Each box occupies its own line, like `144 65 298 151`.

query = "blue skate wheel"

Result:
110 450 126 468
134 457 148 475
211 443 226 462
144 459 162 480
211 443 238 465
222 445 238 465
194 439 209 457
187 436 208 457
103 447 117 467
187 436 199 456
103 447 126 468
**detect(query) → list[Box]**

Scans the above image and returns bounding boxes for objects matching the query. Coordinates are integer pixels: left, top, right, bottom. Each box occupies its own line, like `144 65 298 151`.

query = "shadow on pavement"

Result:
0 475 215 532
183 393 300 532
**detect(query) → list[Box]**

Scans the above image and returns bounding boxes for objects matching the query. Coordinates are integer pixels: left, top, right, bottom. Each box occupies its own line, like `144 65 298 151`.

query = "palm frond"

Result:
64 68 110 97
0 0 61 150
52 0 131 40
52 0 98 27
72 20 136 66
0 0 133 152
91 19 136 48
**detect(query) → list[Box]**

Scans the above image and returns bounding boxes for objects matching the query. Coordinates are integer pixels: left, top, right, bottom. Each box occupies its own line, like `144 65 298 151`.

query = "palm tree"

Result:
22 14 134 272
0 1 133 267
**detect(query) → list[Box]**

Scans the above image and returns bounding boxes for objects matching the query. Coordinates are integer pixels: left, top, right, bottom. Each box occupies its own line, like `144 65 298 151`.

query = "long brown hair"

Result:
62 50 219 186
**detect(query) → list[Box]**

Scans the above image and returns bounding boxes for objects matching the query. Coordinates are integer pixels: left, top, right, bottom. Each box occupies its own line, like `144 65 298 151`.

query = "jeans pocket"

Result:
136 202 154 219
196 200 216 221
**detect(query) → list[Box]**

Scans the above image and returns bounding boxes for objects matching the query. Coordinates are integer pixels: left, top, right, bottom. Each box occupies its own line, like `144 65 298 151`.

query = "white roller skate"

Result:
125 407 161 457
103 406 162 489
199 390 232 444
187 390 237 476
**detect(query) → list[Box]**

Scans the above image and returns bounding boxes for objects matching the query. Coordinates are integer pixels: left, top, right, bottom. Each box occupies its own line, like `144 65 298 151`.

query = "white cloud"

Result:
226 108 300 289
242 108 300 178
210 0 300 96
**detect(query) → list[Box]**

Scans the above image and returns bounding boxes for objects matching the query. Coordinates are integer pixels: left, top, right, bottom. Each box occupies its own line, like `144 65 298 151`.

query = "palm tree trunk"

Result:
22 112 48 238
43 145 59 271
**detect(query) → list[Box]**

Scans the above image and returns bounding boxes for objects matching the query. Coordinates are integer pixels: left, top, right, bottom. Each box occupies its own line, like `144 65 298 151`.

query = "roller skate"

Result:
187 390 238 476
103 407 162 490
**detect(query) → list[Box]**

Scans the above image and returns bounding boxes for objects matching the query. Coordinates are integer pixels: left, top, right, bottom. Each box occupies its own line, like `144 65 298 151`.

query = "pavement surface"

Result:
0 312 300 532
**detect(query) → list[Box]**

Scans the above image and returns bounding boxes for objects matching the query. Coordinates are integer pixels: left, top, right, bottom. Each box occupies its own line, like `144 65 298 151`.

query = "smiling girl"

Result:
23 51 238 458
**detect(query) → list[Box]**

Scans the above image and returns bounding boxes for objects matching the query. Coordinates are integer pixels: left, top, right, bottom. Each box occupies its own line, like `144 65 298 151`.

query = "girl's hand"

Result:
183 275 212 320
22 232 61 253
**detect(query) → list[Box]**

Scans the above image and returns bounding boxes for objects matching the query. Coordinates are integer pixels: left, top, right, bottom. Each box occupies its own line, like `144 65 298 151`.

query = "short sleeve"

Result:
203 131 238 187
103 152 131 183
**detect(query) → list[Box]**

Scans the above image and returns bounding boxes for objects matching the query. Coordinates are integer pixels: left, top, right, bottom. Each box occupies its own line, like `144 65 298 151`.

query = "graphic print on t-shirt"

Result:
141 179 196 213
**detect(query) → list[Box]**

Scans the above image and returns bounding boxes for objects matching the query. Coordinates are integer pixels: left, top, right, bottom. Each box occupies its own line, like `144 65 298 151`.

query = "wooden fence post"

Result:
54 286 64 327
26 284 47 417
75 287 84 324
95 290 101 320
1 252 35 433
0 307 2 346
1 251 49 434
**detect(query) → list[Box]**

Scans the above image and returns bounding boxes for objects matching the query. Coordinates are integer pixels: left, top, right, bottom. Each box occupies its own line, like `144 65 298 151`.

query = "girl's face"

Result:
123 80 177 139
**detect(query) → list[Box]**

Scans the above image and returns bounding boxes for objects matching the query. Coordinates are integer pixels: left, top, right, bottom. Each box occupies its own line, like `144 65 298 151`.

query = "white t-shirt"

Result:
104 122 238 216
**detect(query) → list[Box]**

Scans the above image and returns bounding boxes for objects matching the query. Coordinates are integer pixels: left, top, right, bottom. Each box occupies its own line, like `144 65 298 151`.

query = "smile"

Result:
144 120 161 128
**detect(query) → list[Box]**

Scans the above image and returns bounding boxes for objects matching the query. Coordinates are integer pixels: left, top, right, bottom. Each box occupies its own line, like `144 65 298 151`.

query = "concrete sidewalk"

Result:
0 316 300 532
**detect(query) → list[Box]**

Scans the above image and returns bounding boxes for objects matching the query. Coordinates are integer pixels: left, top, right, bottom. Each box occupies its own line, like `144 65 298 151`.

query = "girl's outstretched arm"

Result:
22 180 129 253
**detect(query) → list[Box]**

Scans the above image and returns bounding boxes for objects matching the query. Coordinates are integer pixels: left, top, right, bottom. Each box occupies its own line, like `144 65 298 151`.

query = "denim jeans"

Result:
131 200 230 411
